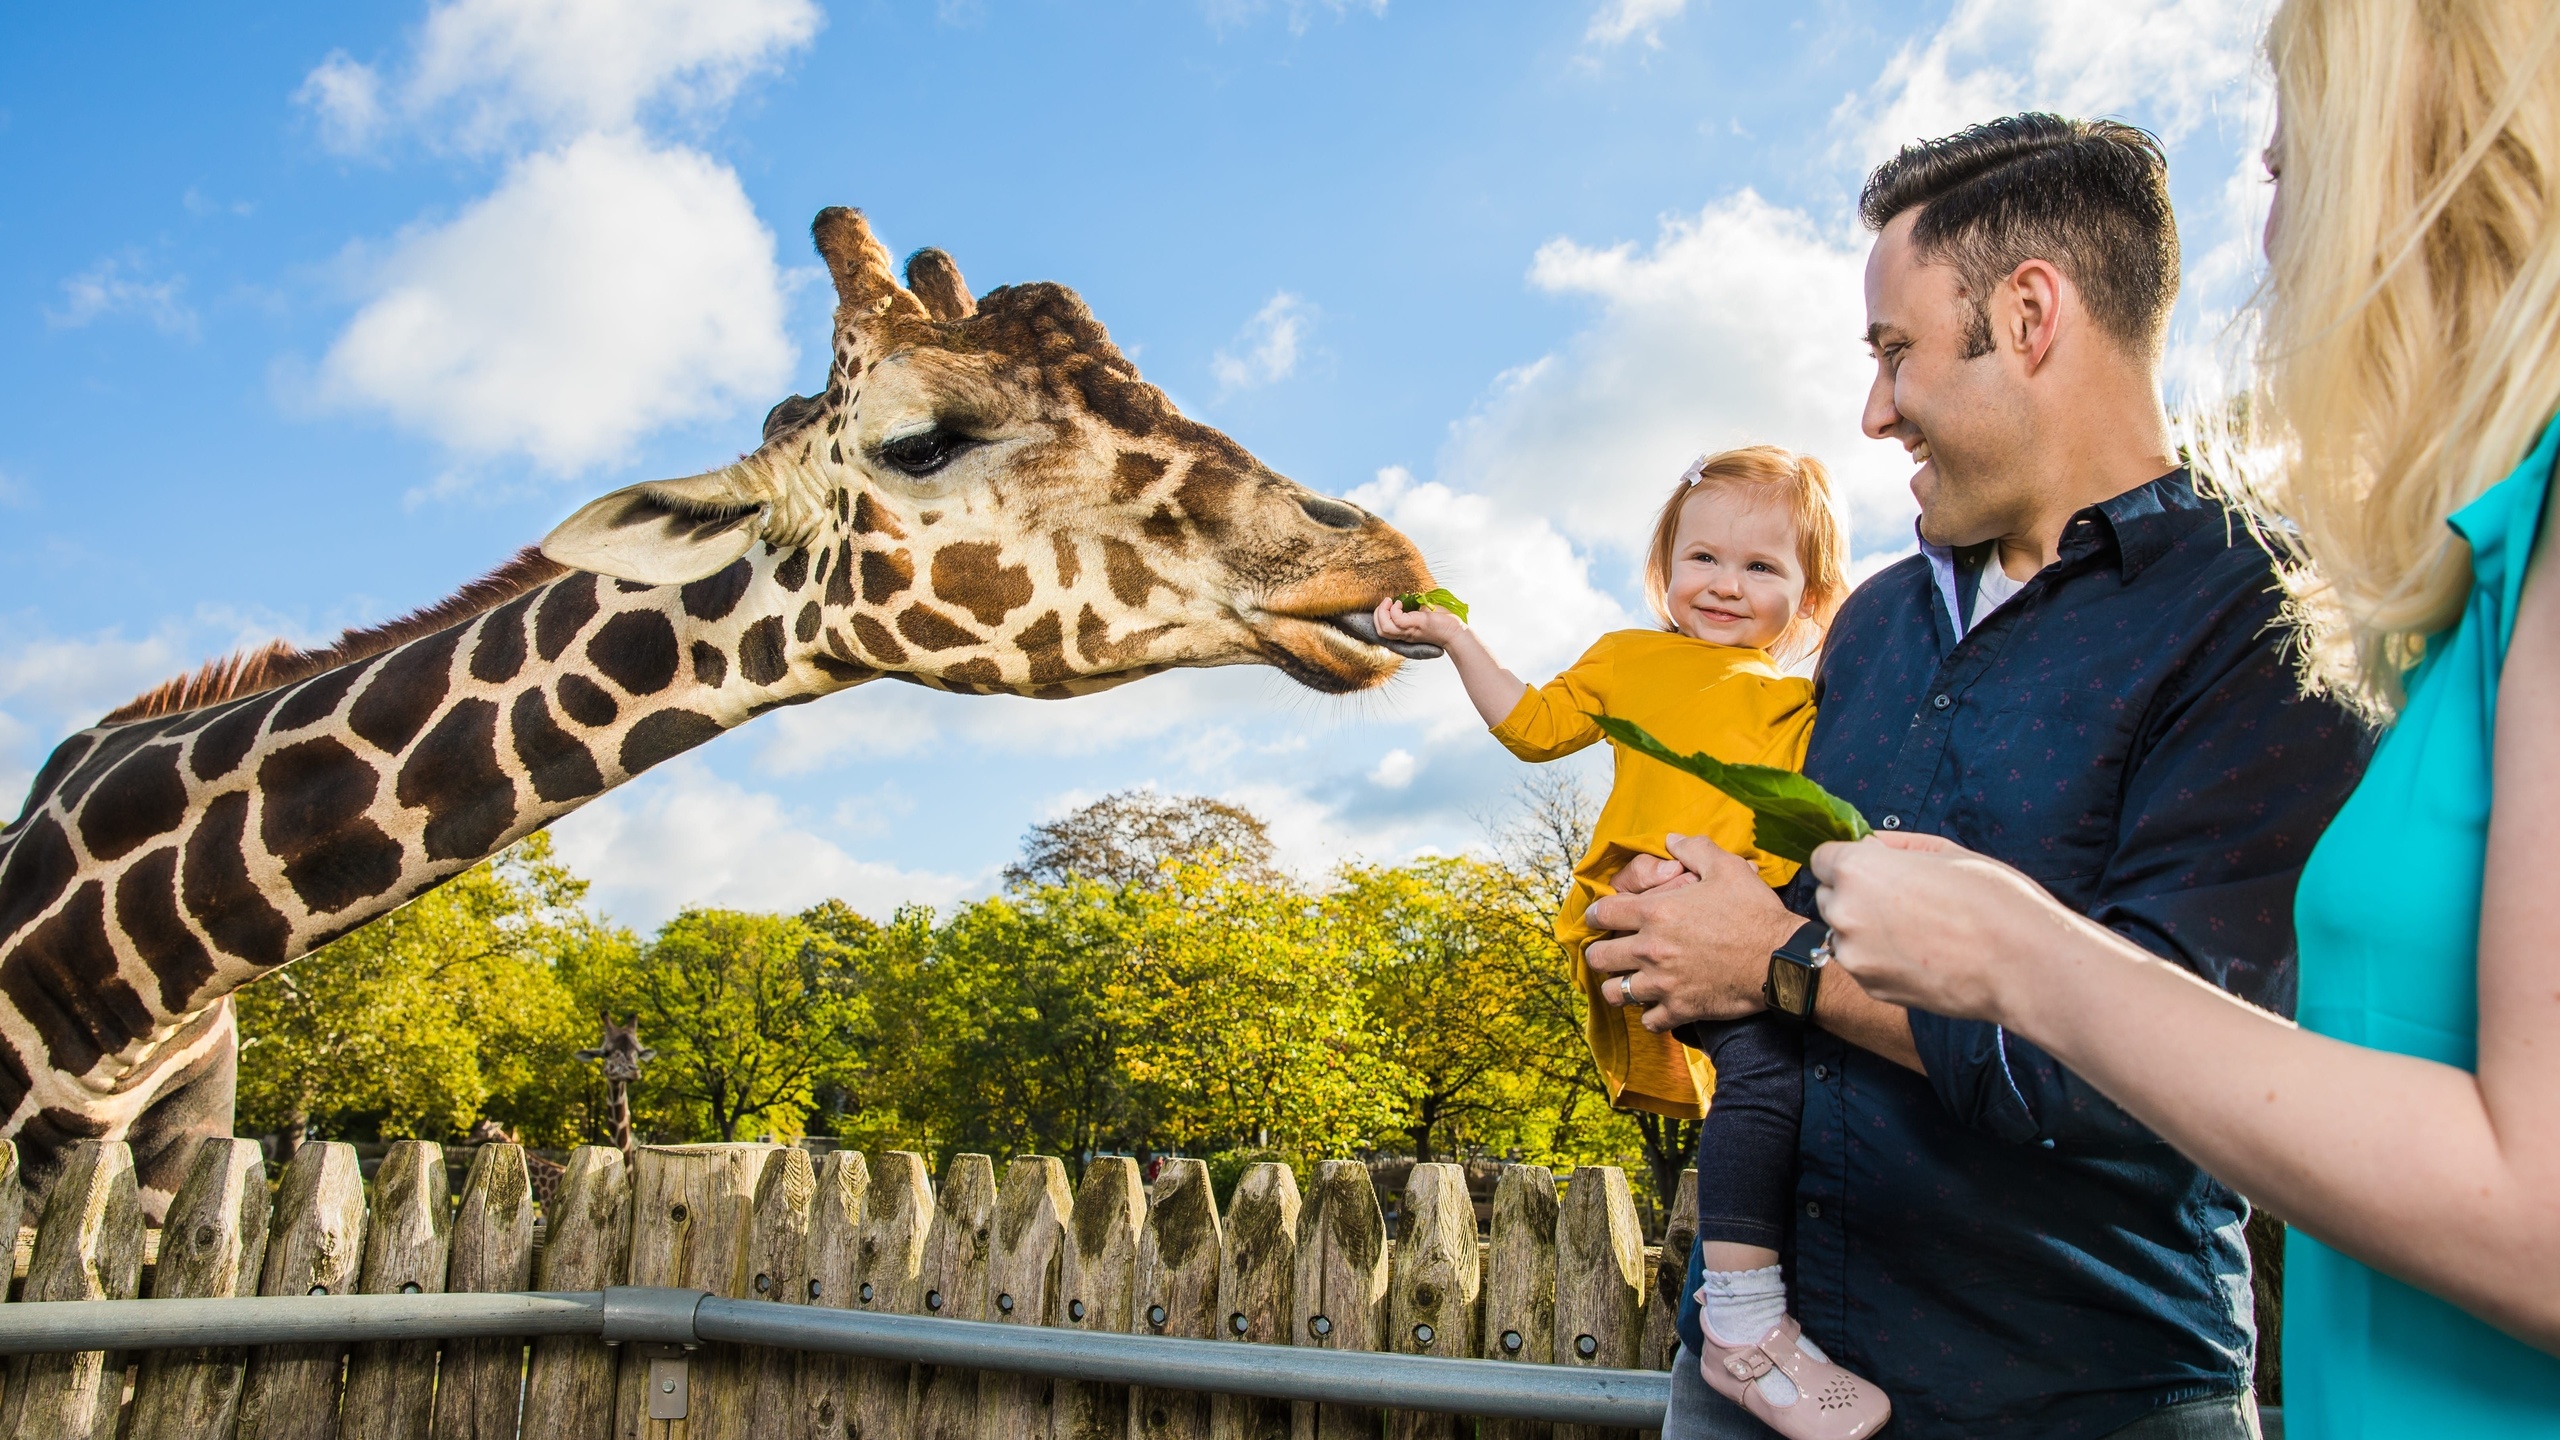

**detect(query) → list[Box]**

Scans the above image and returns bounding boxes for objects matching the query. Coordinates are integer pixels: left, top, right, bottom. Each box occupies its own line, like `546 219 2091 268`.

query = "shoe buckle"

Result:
1721 1349 1774 1383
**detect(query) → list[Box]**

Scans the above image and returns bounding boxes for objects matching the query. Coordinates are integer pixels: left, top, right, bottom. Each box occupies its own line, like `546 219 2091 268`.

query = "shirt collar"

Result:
1918 467 2201 626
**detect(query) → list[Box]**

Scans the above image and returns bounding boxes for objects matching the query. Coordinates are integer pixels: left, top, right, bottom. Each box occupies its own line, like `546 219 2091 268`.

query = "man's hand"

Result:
1584 834 1801 1032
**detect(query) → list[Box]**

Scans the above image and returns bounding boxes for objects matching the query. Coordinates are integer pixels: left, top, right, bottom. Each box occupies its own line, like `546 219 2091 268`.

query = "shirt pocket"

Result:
1945 693 2136 885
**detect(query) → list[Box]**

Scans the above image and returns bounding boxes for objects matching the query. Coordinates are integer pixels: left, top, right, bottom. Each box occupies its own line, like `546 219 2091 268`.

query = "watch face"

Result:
1769 958 1814 1017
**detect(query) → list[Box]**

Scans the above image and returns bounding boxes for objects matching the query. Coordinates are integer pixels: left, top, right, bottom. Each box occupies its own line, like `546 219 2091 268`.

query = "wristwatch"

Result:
1764 919 1832 1023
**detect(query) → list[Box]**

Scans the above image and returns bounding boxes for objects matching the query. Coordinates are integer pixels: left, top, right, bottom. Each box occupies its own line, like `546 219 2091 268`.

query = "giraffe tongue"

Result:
1325 609 1444 660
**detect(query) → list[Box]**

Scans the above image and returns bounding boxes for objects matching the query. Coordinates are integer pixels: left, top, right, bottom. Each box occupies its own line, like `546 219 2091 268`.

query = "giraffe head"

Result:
543 207 1440 698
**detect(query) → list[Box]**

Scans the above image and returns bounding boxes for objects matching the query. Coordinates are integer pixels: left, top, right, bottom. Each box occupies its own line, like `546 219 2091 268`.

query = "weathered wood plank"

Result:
0 1141 19 1423
1552 1169 1643 1440
1209 1163 1298 1440
742 1147 818 1436
1132 1160 1221 1440
433 1144 537 1440
980 1157 1070 1440
912 1154 996 1440
1290 1161 1387 1440
344 1140 454 1440
238 1141 370 1440
617 1144 777 1440
1052 1158 1140 1440
850 1151 933 1440
0 1139 145 1440
798 1149 869 1440
1480 1167 1558 1440
521 1147 630 1440
130 1137 272 1440
1386 1165 1479 1440
1637 1172 1696 1375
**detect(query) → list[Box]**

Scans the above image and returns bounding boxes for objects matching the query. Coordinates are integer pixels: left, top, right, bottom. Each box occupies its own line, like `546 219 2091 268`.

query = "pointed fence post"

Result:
521 1147 630 1440
981 1157 1070 1440
851 1152 934 1440
1210 1163 1299 1440
130 1137 272 1440
799 1149 869 1440
1053 1158 1141 1440
0 1139 145 1440
433 1143 537 1440
344 1140 452 1440
1638 1172 1696 1375
237 1139 370 1440
1131 1160 1221 1440
618 1144 776 1440
1290 1162 1388 1440
913 1155 996 1440
1553 1169 1644 1440
1386 1164 1480 1440
1482 1167 1559 1440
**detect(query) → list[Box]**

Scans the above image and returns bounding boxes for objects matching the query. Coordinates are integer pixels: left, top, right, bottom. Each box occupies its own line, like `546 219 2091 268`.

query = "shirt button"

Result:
1813 1064 1829 1080
1805 1201 1823 1219
1932 693 1951 710
1879 815 1901 830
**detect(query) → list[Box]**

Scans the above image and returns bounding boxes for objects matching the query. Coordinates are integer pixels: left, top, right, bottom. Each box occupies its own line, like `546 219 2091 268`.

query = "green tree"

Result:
1004 789 1280 891
610 908 866 1142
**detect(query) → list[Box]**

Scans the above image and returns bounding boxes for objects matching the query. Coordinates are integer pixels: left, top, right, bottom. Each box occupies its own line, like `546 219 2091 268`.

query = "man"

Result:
1586 116 2370 1439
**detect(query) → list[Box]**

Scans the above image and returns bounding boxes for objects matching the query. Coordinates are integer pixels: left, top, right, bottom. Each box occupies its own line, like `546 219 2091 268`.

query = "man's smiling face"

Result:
1861 208 2034 549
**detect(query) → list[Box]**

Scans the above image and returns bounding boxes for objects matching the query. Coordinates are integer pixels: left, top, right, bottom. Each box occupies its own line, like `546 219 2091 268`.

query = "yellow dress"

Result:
1489 630 1816 1119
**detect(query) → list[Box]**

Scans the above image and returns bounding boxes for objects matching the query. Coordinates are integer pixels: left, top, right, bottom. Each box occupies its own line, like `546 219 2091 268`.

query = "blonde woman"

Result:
1806 1 2560 1433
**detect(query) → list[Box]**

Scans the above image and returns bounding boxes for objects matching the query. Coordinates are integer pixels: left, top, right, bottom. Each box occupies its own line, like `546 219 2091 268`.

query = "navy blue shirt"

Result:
1678 470 2370 1438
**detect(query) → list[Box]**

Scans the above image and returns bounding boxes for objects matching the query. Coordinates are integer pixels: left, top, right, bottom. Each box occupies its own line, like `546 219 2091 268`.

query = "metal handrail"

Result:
0 1287 1672 1427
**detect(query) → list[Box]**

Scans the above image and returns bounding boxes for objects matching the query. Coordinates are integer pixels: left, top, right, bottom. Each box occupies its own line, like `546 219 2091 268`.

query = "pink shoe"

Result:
1697 1315 1892 1440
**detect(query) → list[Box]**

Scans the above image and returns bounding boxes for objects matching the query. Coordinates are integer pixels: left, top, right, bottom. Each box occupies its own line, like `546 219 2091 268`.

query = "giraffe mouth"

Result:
1321 609 1444 660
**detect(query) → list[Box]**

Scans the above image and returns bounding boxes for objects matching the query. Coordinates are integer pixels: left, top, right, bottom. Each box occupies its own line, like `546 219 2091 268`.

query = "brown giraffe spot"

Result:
682 560 754 621
812 545 831 587
827 539 855 606
852 492 905 539
1101 538 1173 608
1112 451 1167 502
13 733 94 816
259 738 403 914
738 617 789 686
468 591 535 684
114 847 215 1017
1015 611 1074 685
272 657 373 733
861 548 915 604
776 547 810 592
556 674 618 727
510 690 605 804
931 543 1035 627
397 700 516 863
895 606 979 652
349 628 462 754
52 727 154 814
833 488 849 522
796 601 822 643
810 653 875 683
0 816 78 949
587 611 681 696
831 440 844 465
619 711 723 774
1074 605 1173 667
614 578 654 595
189 691 283 782
182 793 292 968
851 614 907 665
1051 533 1081 588
1172 462 1240 534
535 573 602 660
691 641 728 688
1141 505 1186 547
77 744 188 864
0 882 151 1077
941 658 1002 689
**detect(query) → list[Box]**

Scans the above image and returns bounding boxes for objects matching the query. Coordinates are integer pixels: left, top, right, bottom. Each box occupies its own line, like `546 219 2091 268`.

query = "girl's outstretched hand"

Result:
1809 830 2081 1026
1375 595 1466 646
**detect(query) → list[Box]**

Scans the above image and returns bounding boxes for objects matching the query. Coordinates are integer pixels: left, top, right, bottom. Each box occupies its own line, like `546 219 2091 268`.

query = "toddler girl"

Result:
1373 445 1890 1440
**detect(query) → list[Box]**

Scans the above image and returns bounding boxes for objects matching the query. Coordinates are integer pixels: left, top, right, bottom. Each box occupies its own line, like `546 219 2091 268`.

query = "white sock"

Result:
1697 1265 1815 1407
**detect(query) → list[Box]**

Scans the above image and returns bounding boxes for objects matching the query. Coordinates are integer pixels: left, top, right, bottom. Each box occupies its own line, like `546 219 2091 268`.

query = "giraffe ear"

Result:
814 207 929 335
541 466 767 586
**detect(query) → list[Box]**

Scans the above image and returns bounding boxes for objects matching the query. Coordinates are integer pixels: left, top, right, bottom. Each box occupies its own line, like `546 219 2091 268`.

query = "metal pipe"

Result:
0 1288 1671 1428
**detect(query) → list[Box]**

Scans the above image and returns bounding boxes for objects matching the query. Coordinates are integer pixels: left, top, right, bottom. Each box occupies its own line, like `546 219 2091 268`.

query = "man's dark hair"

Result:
1860 113 2178 360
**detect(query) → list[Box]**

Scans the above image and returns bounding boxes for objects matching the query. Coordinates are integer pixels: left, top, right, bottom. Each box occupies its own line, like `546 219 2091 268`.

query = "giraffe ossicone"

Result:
0 205 1442 1219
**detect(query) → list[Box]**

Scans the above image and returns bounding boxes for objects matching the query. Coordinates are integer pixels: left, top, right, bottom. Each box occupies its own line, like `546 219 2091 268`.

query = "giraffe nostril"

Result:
1299 494 1365 530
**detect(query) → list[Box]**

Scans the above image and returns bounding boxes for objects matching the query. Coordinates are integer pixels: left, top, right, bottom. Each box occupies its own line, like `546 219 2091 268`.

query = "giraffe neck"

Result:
0 543 869 1136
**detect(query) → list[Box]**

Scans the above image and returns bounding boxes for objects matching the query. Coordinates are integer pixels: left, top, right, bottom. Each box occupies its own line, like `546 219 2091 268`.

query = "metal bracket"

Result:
600 1288 707 1421
640 1342 693 1419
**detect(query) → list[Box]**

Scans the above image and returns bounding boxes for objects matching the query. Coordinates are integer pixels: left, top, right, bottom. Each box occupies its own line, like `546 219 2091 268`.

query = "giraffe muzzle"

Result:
1322 609 1445 660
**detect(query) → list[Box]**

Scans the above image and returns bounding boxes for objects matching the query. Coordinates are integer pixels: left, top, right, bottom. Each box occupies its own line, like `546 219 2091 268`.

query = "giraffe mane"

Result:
99 547 571 726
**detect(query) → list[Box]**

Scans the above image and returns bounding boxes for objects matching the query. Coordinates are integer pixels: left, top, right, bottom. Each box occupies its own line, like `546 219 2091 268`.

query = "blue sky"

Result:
0 0 2273 927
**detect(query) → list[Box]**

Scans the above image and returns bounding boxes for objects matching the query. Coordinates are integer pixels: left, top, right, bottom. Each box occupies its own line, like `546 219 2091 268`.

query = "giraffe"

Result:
0 207 1442 1218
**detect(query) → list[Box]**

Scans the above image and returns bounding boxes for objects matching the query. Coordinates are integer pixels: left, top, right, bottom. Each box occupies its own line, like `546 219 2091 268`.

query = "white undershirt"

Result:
1974 557 2029 624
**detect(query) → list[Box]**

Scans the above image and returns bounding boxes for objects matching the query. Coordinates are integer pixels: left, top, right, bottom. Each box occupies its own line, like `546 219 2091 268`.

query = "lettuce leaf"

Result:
1589 714 1872 865
1396 588 1470 623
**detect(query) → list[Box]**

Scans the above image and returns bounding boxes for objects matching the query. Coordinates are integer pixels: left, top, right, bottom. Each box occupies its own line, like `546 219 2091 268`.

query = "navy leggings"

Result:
1677 1012 1804 1250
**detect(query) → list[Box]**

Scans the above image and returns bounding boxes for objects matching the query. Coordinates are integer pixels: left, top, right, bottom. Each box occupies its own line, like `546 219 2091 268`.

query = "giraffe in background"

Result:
0 206 1442 1216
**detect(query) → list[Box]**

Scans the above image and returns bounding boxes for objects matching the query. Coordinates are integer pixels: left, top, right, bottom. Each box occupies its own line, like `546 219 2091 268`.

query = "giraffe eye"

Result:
876 427 973 478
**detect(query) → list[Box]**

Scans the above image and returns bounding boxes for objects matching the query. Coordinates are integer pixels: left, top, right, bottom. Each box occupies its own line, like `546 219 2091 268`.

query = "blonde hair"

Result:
1642 445 1850 661
2218 0 2560 717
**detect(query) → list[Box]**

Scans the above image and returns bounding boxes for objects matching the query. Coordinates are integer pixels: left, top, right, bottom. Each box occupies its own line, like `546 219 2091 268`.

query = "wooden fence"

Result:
0 1137 1698 1440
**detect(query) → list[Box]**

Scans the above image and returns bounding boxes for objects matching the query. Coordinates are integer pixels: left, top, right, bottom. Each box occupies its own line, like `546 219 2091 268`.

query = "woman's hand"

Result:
1810 830 2082 1026
1373 596 1466 647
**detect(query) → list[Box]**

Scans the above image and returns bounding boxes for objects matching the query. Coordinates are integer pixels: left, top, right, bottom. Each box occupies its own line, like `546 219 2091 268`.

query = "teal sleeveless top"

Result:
2288 412 2560 1436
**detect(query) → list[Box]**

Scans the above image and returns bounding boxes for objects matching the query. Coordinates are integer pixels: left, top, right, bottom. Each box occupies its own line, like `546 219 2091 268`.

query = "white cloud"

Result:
299 51 388 154
0 628 198 818
545 757 978 928
1368 748 1417 789
1201 0 1388 37
47 256 198 339
1211 291 1312 395
1585 0 1686 48
314 131 797 474
0 470 32 510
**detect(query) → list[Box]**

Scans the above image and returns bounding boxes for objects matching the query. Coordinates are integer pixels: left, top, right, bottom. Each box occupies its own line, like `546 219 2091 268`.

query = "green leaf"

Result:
1396 588 1470 623
1588 714 1872 865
